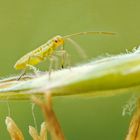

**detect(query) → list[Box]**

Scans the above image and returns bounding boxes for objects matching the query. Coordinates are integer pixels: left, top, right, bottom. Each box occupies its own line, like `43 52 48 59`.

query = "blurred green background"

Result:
0 0 139 139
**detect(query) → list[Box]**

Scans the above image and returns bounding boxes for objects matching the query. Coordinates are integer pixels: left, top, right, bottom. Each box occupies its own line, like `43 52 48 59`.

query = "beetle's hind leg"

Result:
17 69 26 80
26 55 44 76
26 64 40 75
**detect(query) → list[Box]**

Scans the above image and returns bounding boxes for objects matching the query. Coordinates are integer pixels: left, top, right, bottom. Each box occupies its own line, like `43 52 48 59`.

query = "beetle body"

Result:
14 31 115 73
14 35 64 70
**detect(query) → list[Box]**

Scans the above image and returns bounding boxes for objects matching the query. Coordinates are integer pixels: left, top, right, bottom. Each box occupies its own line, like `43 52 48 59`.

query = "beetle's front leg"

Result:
55 50 70 69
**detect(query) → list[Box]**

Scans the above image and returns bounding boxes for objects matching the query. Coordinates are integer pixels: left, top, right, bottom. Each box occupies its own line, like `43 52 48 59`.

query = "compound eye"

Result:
54 39 58 43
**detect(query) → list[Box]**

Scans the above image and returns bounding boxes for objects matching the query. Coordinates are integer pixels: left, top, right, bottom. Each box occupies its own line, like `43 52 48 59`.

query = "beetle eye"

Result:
54 39 58 43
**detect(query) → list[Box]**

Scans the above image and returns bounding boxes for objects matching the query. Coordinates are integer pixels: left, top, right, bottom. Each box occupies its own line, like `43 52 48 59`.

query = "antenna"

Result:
63 31 116 60
63 31 116 38
65 37 87 59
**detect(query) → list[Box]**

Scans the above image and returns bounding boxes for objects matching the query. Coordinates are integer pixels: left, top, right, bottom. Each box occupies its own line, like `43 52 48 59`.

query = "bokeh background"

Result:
0 0 140 139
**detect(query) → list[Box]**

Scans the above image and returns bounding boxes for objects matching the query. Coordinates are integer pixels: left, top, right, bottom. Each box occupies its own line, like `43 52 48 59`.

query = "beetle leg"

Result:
55 49 69 69
17 69 26 80
48 56 55 79
26 55 44 74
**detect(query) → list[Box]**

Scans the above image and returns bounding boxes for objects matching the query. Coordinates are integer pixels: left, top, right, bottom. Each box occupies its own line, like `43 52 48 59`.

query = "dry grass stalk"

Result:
32 92 65 140
5 93 65 140
29 122 47 140
125 99 140 140
5 117 24 140
5 116 47 140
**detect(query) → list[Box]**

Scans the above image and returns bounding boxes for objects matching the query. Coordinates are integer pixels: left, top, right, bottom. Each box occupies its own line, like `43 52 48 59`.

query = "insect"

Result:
14 31 115 79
